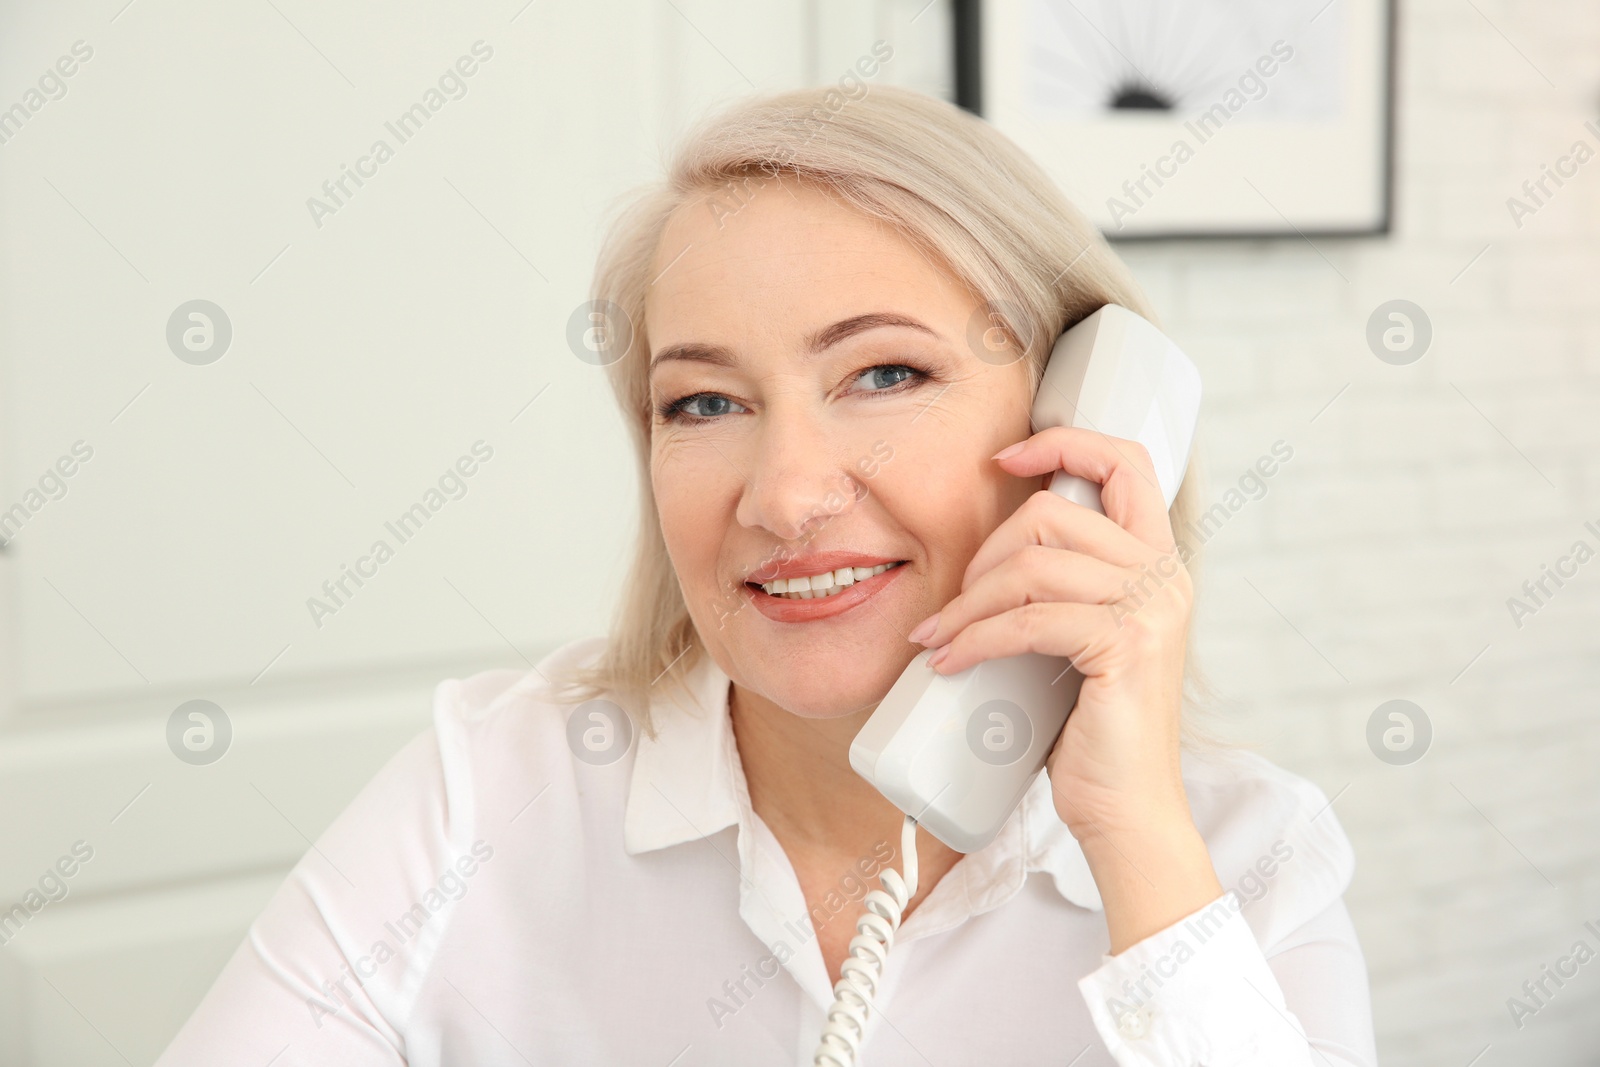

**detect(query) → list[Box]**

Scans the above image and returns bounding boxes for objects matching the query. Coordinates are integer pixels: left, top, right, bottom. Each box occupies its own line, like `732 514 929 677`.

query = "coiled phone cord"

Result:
811 814 920 1067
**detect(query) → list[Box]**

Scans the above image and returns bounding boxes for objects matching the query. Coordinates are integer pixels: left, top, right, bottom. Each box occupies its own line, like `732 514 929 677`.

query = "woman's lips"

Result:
744 561 909 622
745 551 904 584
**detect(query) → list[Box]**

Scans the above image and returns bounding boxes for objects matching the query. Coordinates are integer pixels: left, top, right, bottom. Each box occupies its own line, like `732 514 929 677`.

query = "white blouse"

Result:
155 637 1377 1067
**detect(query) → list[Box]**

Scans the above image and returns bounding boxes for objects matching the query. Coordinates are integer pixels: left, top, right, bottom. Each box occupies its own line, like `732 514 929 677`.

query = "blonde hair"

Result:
553 82 1224 744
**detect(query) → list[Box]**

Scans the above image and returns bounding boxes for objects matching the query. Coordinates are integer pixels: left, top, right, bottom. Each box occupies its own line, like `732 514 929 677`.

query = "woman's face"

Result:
645 177 1040 719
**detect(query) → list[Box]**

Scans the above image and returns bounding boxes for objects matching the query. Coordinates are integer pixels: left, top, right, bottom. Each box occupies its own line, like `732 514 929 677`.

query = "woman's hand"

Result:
906 425 1223 952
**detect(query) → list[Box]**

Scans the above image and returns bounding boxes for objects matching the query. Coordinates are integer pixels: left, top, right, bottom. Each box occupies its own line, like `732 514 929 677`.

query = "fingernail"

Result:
992 442 1024 461
926 646 950 668
908 614 938 644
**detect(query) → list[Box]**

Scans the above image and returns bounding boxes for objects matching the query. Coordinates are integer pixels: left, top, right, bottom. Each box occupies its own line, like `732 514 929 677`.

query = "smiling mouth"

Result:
749 561 908 600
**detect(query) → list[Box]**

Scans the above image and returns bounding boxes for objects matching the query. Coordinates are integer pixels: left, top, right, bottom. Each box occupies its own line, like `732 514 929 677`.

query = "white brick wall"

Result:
1120 1 1600 1062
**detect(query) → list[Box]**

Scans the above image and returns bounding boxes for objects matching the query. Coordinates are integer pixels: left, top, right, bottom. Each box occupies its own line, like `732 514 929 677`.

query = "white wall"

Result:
1119 0 1600 1062
0 1 949 1062
0 0 1595 1063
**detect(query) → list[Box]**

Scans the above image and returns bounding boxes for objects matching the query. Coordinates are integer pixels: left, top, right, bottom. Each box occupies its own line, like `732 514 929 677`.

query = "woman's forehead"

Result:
645 187 963 347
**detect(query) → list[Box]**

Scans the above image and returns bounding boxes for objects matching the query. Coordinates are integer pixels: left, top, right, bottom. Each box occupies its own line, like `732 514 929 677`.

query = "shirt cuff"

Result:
1077 892 1315 1066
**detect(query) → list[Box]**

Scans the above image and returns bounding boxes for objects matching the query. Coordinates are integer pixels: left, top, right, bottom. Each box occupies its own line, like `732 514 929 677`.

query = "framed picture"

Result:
952 0 1395 239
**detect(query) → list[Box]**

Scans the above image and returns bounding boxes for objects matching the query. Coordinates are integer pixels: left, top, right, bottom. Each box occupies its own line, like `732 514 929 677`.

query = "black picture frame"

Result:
951 0 1396 241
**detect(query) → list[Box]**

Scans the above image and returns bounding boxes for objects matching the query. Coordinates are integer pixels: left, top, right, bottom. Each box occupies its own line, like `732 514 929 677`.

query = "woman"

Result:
157 84 1376 1066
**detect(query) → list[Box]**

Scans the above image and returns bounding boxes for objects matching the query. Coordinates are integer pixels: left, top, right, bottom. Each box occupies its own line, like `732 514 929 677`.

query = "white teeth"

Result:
758 562 902 599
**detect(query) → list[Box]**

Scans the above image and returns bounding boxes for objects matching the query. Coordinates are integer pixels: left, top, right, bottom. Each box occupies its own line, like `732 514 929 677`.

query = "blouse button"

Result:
1116 1006 1151 1039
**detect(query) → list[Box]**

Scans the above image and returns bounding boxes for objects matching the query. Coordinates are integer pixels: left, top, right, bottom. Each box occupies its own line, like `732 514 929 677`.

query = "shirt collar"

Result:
622 647 1103 912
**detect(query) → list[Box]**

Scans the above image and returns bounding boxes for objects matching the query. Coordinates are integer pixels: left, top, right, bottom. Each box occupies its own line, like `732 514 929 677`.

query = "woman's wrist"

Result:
1078 810 1224 956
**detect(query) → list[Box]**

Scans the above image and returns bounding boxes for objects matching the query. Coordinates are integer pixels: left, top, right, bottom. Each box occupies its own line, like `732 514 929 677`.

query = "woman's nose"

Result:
734 417 865 542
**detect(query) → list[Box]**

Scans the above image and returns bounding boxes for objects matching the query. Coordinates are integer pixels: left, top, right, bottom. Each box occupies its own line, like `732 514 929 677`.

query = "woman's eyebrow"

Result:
806 312 938 352
647 341 736 373
648 312 939 374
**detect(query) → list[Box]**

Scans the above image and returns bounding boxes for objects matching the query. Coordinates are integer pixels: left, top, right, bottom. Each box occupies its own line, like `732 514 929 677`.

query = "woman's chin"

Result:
708 621 929 719
778 695 875 720
741 657 915 721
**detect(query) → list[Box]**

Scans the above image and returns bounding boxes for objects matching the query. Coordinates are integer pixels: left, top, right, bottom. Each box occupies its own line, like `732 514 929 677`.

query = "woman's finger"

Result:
994 425 1178 553
915 544 1127 650
959 487 1150 593
927 600 1117 676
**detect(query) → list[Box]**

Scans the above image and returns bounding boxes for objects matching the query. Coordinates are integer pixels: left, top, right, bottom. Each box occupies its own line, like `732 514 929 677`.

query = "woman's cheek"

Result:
652 453 721 580
657 492 716 569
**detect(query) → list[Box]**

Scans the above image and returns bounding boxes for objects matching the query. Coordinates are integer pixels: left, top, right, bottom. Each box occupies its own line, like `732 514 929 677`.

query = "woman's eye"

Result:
659 365 927 423
851 365 922 393
661 393 748 422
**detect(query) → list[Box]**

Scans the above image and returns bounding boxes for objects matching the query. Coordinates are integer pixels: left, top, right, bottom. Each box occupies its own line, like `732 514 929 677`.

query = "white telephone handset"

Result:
851 304 1203 854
